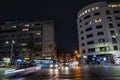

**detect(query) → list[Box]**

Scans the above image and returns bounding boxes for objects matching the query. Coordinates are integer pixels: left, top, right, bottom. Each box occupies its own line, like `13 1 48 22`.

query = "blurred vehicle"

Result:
34 59 57 68
49 63 59 69
4 62 41 77
61 62 69 66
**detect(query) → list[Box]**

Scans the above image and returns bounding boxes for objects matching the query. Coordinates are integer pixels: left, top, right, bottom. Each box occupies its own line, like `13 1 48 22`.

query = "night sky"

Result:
0 0 115 54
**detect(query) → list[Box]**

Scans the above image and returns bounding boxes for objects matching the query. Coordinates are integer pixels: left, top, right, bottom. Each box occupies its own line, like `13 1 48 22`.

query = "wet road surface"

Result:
8 65 120 80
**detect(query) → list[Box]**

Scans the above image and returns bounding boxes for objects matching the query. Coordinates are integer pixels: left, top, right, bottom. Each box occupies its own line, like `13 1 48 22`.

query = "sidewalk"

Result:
0 67 14 80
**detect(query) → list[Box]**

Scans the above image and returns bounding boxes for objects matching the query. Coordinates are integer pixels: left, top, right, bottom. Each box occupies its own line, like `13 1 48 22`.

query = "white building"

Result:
77 2 120 64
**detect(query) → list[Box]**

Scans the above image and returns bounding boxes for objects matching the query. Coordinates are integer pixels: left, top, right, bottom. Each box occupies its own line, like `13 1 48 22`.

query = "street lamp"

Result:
5 40 15 65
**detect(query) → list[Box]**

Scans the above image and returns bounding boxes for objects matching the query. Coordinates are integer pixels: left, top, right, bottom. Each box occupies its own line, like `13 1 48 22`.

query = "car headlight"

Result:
55 64 58 67
50 64 53 67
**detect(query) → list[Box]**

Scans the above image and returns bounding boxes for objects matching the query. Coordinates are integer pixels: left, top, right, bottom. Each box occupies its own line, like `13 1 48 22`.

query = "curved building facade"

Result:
77 2 120 64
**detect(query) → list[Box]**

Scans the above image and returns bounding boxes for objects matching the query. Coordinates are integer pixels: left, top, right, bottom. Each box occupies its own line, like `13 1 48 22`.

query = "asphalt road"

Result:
8 65 120 80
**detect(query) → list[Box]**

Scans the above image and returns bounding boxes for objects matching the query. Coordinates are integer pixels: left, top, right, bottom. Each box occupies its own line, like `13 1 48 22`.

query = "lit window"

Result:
22 48 27 51
22 28 29 31
12 26 16 28
80 14 82 17
82 12 85 15
24 24 30 27
95 18 102 23
85 10 87 14
92 8 95 11
21 43 27 46
88 9 91 12
111 5 114 7
96 6 99 9
36 32 41 35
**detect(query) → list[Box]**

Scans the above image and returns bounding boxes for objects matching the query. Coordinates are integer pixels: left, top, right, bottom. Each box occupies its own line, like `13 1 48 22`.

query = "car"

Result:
49 63 59 69
4 62 41 77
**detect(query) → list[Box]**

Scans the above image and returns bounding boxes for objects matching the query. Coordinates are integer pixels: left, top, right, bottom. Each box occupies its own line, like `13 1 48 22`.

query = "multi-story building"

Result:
77 2 120 64
0 20 55 60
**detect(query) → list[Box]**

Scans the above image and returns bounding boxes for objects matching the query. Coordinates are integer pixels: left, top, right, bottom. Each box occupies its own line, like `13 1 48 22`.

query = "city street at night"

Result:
7 65 120 80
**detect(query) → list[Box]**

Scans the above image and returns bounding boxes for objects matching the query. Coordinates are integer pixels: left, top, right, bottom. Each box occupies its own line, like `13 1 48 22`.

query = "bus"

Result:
34 59 57 68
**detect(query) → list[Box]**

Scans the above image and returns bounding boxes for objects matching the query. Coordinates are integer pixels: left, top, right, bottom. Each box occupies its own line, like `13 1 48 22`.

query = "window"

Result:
34 23 41 26
115 17 120 20
82 43 85 46
107 17 112 21
110 30 115 35
106 10 110 15
87 41 94 45
86 34 93 38
88 48 95 52
114 46 118 50
79 19 82 22
22 28 29 31
114 10 120 14
96 25 103 29
117 23 120 27
97 32 104 35
98 39 105 43
84 15 90 19
80 25 82 28
85 21 91 25
81 37 84 40
112 38 117 43
100 47 106 51
109 23 114 28
82 50 86 53
94 12 100 16
81 31 83 34
86 27 92 32
95 18 101 23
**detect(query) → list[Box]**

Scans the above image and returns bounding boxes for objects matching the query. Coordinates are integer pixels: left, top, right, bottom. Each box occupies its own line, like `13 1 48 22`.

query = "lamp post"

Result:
5 40 15 65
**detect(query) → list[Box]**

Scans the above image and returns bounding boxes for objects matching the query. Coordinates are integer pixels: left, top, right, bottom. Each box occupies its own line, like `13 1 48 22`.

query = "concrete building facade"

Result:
0 20 55 60
77 2 120 64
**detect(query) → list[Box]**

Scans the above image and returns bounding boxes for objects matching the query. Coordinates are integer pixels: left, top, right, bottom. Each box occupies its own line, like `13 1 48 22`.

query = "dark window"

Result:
96 25 103 29
81 31 83 34
112 38 117 43
82 43 85 46
107 17 112 21
88 48 95 52
86 34 93 38
109 23 114 28
117 24 120 27
82 50 86 53
85 21 91 25
81 37 84 40
87 41 94 45
79 19 82 22
106 10 110 15
114 46 118 50
86 27 92 32
80 25 82 28
115 17 120 20
100 47 106 51
110 30 115 35
98 39 105 43
84 15 90 19
97 32 104 35
94 12 100 16
114 10 120 14
34 23 41 26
